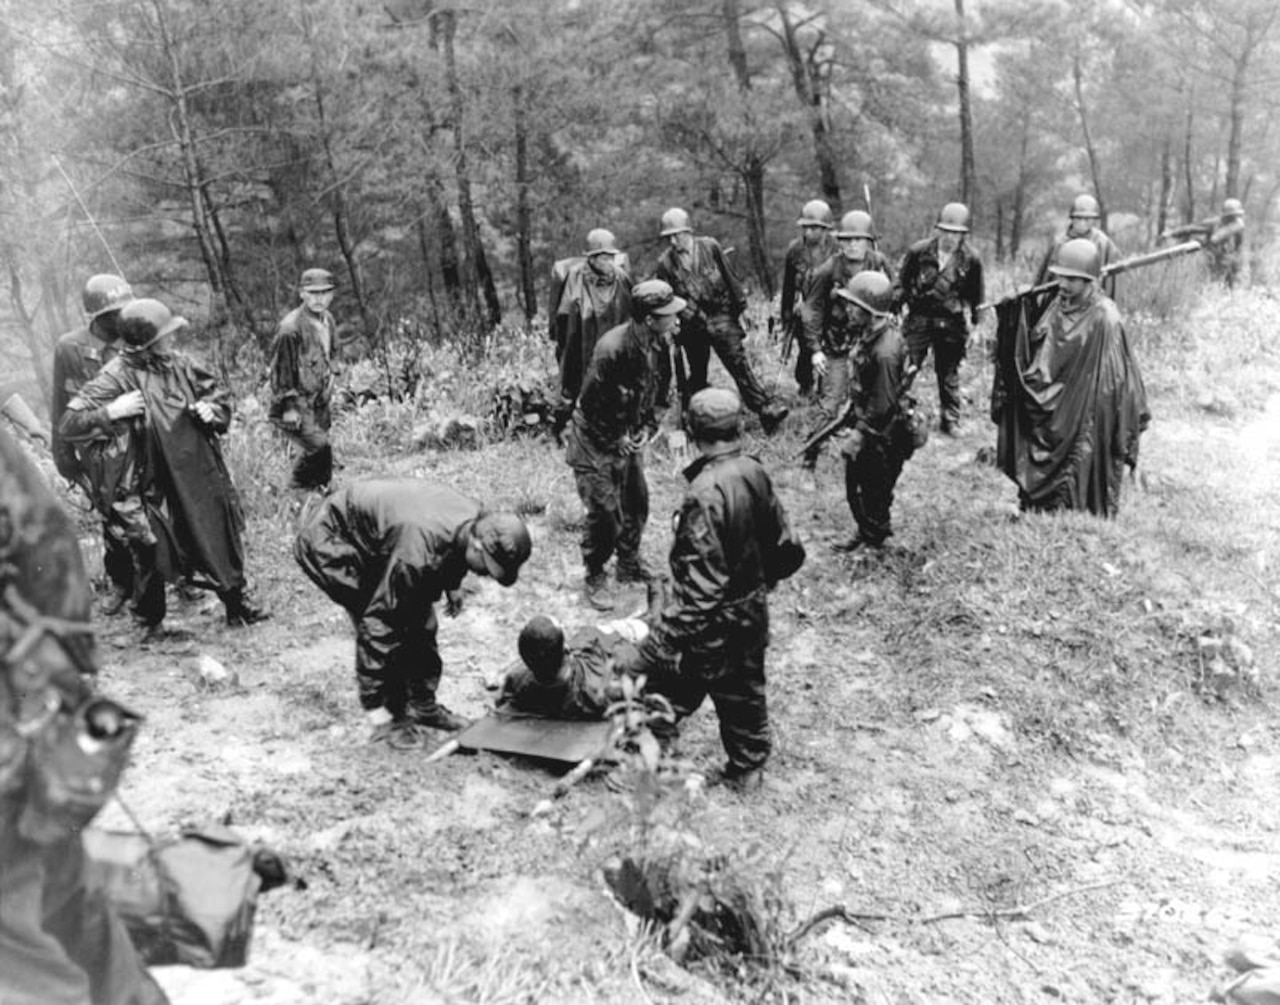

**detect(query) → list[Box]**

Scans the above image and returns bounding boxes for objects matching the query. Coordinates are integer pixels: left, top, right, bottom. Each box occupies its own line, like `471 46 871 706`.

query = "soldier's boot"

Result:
223 589 270 627
760 402 790 436
583 568 614 611
406 701 470 732
100 582 132 617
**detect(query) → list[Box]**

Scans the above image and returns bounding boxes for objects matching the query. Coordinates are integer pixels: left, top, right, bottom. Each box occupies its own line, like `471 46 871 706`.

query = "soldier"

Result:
269 267 339 491
1034 194 1120 297
832 272 918 551
992 239 1148 516
60 298 268 634
779 200 837 398
566 279 683 612
294 478 531 749
548 229 633 439
654 207 789 434
50 274 136 615
799 210 895 470
0 425 170 1005
496 616 624 721
1165 198 1246 288
613 388 805 792
894 202 984 436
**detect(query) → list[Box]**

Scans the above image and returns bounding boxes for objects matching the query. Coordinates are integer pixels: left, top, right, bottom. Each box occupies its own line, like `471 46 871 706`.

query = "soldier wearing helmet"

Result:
0 425 170 1004
798 209 895 470
829 272 917 550
778 200 837 397
547 228 633 440
269 267 340 491
654 207 790 434
612 387 805 792
893 202 984 436
50 274 136 616
60 298 268 635
295 479 531 748
1162 196 1247 288
991 239 1149 516
564 279 685 611
1034 194 1120 297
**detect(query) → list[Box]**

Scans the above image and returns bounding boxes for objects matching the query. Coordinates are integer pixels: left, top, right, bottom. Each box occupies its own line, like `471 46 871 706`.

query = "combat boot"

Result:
584 568 614 611
406 703 470 732
760 403 790 435
223 589 270 627
615 555 656 584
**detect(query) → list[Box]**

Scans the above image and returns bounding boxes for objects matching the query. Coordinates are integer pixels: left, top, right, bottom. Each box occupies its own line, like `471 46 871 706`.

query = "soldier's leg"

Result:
615 452 650 578
706 321 772 415
903 317 932 369
679 327 712 403
290 408 332 490
851 440 904 544
99 522 134 615
571 456 624 574
402 612 466 731
131 542 166 629
705 635 771 776
935 328 967 431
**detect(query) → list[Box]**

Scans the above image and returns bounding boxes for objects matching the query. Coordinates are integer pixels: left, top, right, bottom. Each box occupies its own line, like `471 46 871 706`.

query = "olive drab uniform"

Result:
0 426 168 1005
894 238 983 432
496 626 623 721
799 250 895 467
780 232 837 395
50 326 135 601
655 237 786 427
565 319 666 583
843 318 913 545
269 303 337 490
620 438 804 778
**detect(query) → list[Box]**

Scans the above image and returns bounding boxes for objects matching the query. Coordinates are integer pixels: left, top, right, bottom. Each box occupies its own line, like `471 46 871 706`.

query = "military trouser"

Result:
0 802 170 1005
787 317 813 395
904 315 967 428
565 423 648 575
677 315 775 417
644 626 771 775
358 615 444 720
276 399 333 490
844 431 906 545
802 353 852 465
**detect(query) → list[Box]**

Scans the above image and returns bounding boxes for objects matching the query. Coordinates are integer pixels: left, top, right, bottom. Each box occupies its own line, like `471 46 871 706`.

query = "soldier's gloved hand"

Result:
811 351 828 378
190 400 217 425
280 408 301 431
444 590 464 618
105 390 145 422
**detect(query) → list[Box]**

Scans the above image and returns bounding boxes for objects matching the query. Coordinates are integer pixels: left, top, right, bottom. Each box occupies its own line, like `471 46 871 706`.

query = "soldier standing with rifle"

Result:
799 210 895 472
894 202 984 436
1163 197 1246 288
779 200 837 399
50 275 136 616
654 207 789 434
824 273 920 551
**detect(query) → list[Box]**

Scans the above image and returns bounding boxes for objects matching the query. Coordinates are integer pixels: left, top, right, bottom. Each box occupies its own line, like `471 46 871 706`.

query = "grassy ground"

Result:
85 265 1280 1004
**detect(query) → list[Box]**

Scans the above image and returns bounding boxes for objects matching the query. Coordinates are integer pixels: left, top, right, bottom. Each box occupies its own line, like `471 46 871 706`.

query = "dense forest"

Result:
1 0 1277 407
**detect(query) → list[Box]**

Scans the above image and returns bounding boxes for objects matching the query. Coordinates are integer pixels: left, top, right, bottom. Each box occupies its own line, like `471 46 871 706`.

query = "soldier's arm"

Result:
49 343 83 481
59 367 131 444
189 360 233 432
268 325 303 413
798 265 829 357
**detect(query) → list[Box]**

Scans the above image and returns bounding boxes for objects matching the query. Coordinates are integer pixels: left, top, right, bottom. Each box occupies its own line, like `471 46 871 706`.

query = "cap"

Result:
631 279 687 317
474 512 532 587
687 387 743 442
299 268 336 292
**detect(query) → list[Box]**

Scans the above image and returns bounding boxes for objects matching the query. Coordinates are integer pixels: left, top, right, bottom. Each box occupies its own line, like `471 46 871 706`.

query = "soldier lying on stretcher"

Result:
495 613 652 721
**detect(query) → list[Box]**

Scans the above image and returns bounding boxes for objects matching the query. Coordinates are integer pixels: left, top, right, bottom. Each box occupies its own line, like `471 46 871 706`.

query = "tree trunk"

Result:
721 0 773 296
1010 108 1030 259
1072 54 1106 226
440 8 501 326
776 3 841 213
1157 132 1173 238
954 0 975 208
513 82 536 324
1181 95 1195 223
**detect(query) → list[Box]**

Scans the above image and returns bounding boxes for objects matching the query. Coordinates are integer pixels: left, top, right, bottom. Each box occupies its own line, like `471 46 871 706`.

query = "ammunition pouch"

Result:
890 395 929 459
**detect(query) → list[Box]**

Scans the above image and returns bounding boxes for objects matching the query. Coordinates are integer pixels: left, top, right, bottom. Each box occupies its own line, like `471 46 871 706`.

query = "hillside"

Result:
77 278 1280 1005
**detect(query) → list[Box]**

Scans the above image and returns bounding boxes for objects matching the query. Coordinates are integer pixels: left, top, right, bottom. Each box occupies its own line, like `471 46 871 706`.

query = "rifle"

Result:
976 240 1203 313
798 360 921 459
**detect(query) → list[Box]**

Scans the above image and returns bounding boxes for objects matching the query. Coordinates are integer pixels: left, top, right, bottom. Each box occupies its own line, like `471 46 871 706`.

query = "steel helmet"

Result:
1069 194 1100 219
118 298 189 350
797 200 834 229
1048 238 1101 280
659 207 693 237
835 210 875 239
936 202 971 233
1222 198 1245 219
584 228 619 256
82 274 134 319
835 271 894 316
